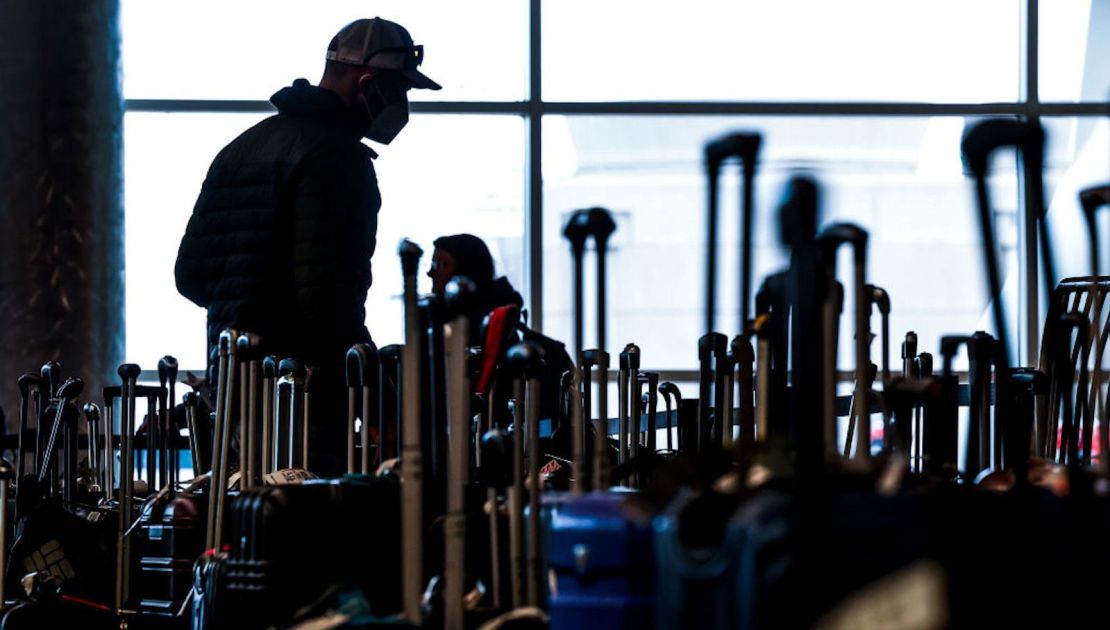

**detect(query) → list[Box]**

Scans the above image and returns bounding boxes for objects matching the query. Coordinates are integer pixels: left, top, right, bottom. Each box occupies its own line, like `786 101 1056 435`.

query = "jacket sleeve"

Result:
175 185 216 308
288 140 381 347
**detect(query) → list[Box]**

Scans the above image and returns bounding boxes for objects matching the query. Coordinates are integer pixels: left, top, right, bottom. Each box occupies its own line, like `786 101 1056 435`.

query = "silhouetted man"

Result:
175 18 440 475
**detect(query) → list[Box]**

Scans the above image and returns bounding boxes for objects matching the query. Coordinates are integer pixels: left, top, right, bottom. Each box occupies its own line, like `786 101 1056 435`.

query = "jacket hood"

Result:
271 79 360 127
481 276 524 311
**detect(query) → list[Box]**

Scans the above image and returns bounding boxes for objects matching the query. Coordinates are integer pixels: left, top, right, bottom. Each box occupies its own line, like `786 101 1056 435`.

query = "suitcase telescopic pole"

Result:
818 225 870 462
1080 185 1110 472
158 356 179 489
588 350 611 490
507 341 544 608
117 364 140 613
399 239 425 623
704 133 761 336
213 331 239 553
443 278 475 630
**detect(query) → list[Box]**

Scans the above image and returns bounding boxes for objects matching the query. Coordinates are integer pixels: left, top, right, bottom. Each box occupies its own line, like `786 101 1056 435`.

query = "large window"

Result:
124 113 523 370
123 1 1110 385
543 0 1020 102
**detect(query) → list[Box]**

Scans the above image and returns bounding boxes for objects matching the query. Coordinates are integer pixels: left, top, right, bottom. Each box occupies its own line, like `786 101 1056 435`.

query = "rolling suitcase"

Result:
197 334 404 628
547 206 659 630
653 488 791 630
548 492 654 630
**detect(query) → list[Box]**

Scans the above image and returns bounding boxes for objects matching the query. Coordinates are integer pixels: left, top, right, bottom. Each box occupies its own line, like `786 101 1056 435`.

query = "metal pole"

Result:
399 240 425 623
705 166 719 335
526 0 543 333
509 377 526 608
444 315 469 630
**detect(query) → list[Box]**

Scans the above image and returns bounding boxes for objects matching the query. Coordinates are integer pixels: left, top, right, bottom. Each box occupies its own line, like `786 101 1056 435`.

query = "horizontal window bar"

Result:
542 101 1110 116
126 99 1110 116
125 99 528 114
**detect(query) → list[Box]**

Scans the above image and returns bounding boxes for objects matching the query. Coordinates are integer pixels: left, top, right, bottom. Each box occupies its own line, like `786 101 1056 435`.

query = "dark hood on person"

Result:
433 233 496 289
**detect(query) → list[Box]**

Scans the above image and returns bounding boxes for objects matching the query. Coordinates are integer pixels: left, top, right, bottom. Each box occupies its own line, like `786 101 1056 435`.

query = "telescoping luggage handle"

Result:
1081 185 1110 280
346 342 381 475
275 358 308 472
157 355 179 490
583 349 611 490
36 378 84 502
869 287 892 386
617 344 639 469
102 382 167 504
206 329 238 555
705 132 762 337
961 118 1053 369
442 277 476 630
1056 314 1092 469
116 363 141 614
182 392 201 480
82 402 102 494
261 355 278 475
235 334 262 489
941 334 991 477
378 345 403 464
817 224 870 463
697 333 727 452
1079 184 1110 469
563 207 617 363
658 382 682 453
961 119 1054 483
102 381 166 499
914 351 935 473
398 238 425 623
507 340 545 610
731 334 755 453
38 361 61 472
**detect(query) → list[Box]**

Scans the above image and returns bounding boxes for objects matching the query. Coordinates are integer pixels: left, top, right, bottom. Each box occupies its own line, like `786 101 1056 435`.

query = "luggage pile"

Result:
1 118 1109 628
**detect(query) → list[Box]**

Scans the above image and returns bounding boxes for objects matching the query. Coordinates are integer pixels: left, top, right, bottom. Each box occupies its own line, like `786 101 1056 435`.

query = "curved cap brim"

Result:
403 68 441 90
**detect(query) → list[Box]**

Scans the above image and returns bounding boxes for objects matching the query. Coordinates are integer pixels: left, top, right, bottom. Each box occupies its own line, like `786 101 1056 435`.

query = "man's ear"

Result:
358 70 376 91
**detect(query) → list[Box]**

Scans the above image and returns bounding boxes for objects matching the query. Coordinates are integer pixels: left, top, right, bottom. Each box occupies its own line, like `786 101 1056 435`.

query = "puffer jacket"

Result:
175 79 380 376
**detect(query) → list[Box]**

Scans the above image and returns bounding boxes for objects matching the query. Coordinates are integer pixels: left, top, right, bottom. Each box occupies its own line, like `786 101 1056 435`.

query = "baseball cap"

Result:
326 18 442 90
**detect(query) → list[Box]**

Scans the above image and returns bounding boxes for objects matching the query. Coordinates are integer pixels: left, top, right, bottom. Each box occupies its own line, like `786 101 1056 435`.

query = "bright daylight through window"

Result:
123 0 1109 386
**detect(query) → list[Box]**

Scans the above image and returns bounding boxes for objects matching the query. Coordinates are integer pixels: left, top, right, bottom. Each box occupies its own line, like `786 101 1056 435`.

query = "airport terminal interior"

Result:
0 1 1108 627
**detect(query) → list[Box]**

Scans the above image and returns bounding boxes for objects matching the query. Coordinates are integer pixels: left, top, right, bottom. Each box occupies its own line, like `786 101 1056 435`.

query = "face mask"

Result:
359 75 410 144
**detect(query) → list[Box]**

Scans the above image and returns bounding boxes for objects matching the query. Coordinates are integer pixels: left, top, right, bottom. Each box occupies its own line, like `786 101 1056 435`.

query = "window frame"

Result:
125 0 1110 377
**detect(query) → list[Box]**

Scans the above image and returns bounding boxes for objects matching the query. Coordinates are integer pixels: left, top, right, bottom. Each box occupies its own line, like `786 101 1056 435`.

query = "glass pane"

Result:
124 112 267 371
1039 0 1110 101
121 0 526 101
541 116 1110 372
1042 116 1110 280
366 115 526 348
544 0 1020 102
125 112 524 371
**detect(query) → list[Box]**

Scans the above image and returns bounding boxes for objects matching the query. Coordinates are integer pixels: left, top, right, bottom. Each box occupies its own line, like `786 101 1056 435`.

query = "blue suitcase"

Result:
547 492 655 630
653 489 791 630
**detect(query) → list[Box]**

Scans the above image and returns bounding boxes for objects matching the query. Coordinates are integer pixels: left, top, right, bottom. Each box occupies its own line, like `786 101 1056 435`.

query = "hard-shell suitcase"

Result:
135 491 205 620
653 489 791 630
547 492 654 630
